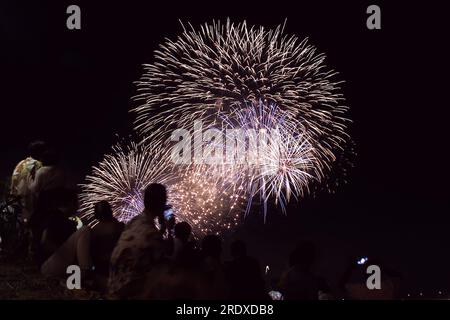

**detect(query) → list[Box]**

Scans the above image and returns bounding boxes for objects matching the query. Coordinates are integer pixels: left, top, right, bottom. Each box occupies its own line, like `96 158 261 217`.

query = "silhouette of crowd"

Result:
2 140 402 300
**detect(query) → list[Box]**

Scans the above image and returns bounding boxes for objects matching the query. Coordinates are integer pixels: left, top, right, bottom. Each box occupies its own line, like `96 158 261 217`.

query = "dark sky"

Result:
1 1 449 295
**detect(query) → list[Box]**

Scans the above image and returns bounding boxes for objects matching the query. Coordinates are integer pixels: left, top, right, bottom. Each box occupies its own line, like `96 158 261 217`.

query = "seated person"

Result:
10 140 46 222
199 235 228 300
224 240 269 300
108 183 170 299
40 207 92 279
90 201 124 277
170 222 198 266
278 241 323 300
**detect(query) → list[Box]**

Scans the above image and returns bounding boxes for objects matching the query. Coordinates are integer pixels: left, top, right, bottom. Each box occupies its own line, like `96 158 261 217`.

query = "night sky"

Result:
1 1 449 295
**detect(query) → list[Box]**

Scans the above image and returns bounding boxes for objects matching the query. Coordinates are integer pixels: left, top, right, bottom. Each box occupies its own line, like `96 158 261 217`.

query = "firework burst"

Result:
79 142 172 224
169 167 244 236
133 19 349 165
218 101 324 217
81 20 353 234
79 142 244 236
131 20 352 217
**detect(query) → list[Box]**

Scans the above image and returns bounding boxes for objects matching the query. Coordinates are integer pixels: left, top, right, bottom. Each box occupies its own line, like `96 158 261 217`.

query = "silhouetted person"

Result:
171 222 198 265
39 190 92 279
278 241 323 300
201 234 222 260
200 235 228 299
90 201 124 290
28 149 66 255
171 221 192 260
10 140 46 195
108 183 169 299
225 240 269 300
138 222 206 299
28 149 65 199
175 221 191 243
10 140 46 221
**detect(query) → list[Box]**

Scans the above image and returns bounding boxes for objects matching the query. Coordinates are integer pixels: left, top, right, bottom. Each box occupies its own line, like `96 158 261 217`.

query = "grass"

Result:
0 255 100 300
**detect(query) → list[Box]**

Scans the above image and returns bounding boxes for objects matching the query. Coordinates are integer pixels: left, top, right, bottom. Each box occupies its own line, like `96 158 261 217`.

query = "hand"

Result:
158 216 167 234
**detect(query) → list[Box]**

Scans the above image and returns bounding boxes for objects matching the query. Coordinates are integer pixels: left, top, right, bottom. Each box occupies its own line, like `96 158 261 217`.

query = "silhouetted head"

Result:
41 149 59 166
230 239 247 258
28 140 47 161
289 241 316 270
202 234 222 259
175 221 191 243
143 183 167 219
94 200 114 221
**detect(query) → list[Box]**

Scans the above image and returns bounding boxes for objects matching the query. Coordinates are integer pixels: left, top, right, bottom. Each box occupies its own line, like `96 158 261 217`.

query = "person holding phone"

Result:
108 183 171 299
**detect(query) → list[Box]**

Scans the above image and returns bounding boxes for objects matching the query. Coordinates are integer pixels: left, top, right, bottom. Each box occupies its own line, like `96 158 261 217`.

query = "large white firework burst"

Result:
132 20 351 217
133 19 349 167
80 19 353 233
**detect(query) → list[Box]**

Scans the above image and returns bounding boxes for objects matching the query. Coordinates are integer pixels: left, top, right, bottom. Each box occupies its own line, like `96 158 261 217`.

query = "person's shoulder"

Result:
111 220 126 234
36 165 50 175
13 159 26 173
46 165 61 175
119 214 144 236
127 213 144 226
27 158 40 166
